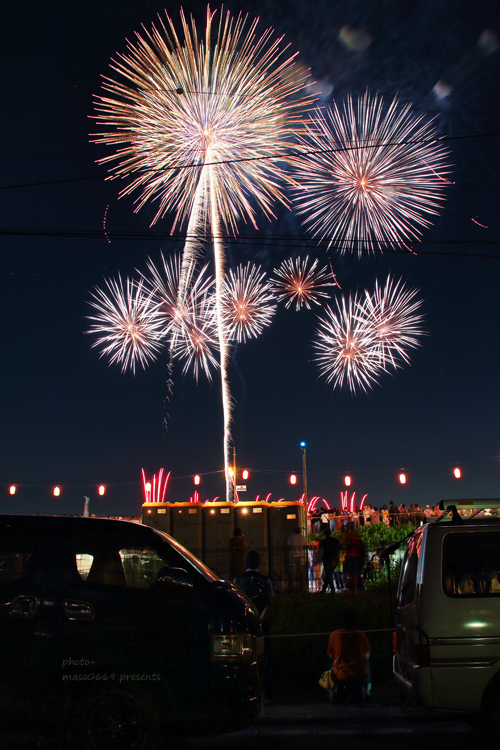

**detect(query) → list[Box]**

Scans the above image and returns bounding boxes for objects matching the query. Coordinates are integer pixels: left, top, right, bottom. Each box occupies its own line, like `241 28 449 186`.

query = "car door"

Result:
0 534 69 719
55 535 211 723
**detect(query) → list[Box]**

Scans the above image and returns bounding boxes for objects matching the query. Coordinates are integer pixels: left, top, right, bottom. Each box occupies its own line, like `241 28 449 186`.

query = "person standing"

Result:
343 529 365 594
310 537 322 592
234 549 274 702
286 527 308 592
320 528 341 593
229 527 247 579
389 501 399 527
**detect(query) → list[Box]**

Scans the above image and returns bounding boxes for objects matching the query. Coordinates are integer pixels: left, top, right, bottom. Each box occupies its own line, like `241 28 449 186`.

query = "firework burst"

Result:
361 275 425 369
92 7 312 498
273 255 336 310
87 275 164 374
314 294 383 393
171 284 219 383
314 275 425 393
292 92 451 254
144 253 218 381
221 263 276 342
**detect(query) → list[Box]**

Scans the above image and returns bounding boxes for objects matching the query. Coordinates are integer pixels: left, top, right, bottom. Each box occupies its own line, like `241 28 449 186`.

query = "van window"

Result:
443 532 500 597
397 532 423 607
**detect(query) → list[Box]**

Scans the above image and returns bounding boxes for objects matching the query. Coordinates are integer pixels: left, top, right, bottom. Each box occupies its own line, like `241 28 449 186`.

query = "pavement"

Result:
255 682 469 728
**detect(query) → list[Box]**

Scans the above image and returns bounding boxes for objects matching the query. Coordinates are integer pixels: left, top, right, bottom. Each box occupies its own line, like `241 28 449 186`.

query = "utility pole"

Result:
300 442 308 533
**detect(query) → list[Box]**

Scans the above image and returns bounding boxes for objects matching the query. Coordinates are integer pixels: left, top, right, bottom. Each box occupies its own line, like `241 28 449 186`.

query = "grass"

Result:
268 589 397 689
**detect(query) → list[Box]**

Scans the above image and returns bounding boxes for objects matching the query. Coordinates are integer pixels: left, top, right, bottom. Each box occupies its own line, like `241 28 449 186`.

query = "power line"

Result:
1 227 498 256
1 129 499 191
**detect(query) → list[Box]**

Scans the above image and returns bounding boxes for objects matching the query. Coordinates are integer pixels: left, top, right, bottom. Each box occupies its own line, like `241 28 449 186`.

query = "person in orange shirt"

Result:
327 608 371 703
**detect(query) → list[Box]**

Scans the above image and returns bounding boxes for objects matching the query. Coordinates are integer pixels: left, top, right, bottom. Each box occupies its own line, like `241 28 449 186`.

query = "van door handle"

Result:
63 600 95 621
8 595 39 619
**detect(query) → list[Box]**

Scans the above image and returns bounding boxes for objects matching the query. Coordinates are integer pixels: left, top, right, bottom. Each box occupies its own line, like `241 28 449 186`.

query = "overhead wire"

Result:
1 128 499 191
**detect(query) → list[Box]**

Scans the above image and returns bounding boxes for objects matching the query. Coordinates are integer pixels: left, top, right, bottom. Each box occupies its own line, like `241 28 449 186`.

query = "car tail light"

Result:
414 629 430 665
212 633 255 661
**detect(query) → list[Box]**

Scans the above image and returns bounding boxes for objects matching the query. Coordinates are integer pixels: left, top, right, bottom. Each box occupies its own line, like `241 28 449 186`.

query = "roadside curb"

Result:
255 705 446 727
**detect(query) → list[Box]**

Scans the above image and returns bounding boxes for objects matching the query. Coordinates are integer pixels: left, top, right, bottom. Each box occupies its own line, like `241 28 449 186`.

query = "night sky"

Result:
2 0 500 518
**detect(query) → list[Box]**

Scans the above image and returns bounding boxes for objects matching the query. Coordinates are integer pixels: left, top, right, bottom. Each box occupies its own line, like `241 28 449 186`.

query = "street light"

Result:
344 475 352 487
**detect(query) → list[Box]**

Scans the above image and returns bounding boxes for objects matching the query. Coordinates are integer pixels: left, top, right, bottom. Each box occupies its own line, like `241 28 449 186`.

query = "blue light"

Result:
300 441 306 448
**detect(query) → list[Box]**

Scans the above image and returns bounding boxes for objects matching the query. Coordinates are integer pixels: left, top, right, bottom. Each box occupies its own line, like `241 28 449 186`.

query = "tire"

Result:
72 687 160 750
484 684 500 743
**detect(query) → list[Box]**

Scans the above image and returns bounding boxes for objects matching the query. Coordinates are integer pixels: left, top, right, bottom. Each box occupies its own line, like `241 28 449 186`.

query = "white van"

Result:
393 500 500 734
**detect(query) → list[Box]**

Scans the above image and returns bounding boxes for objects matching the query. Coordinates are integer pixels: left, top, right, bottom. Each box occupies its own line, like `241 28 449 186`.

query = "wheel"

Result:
484 684 500 743
73 687 160 750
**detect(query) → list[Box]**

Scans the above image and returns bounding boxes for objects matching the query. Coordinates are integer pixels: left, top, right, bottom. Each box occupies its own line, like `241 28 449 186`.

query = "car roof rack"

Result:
438 499 500 524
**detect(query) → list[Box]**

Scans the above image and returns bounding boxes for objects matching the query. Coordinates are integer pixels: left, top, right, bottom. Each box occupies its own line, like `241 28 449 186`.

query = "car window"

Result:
154 529 218 581
397 532 423 607
75 554 93 581
443 532 500 597
0 551 32 583
119 548 169 589
77 546 170 589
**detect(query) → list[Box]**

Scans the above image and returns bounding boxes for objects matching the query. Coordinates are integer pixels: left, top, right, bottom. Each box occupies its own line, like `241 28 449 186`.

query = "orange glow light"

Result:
194 475 201 485
290 474 297 485
98 485 105 496
344 476 352 487
453 467 462 479
53 486 61 497
145 482 151 492
9 485 16 495
399 473 407 485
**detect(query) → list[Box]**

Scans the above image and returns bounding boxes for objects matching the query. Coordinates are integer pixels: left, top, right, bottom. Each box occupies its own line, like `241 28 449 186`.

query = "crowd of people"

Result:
312 502 443 531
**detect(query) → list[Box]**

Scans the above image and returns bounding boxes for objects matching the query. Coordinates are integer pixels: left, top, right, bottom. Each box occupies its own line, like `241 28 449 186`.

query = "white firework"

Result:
314 293 384 393
361 275 425 369
87 275 164 374
221 263 276 342
314 275 425 393
293 92 451 254
273 255 336 310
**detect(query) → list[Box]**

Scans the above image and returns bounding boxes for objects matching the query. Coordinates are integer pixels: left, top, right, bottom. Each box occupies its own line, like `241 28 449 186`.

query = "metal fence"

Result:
190 545 394 593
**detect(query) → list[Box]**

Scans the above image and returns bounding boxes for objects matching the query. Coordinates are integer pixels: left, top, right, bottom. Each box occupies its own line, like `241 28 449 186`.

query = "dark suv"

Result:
0 515 264 749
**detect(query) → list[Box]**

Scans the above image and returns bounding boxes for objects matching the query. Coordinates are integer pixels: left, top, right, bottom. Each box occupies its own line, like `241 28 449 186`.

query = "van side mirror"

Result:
155 567 194 594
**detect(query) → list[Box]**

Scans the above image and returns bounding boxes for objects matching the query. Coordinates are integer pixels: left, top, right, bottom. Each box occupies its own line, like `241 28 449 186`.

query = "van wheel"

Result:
73 687 160 750
484 685 500 741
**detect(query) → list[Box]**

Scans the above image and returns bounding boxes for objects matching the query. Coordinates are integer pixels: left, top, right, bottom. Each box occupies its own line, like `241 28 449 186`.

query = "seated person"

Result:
327 608 371 703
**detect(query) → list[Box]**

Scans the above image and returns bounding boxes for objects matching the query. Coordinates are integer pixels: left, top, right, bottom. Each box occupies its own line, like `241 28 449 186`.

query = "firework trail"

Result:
92 7 312 499
361 275 425 370
314 275 424 393
221 263 276 342
273 255 337 310
87 275 165 374
292 92 451 254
